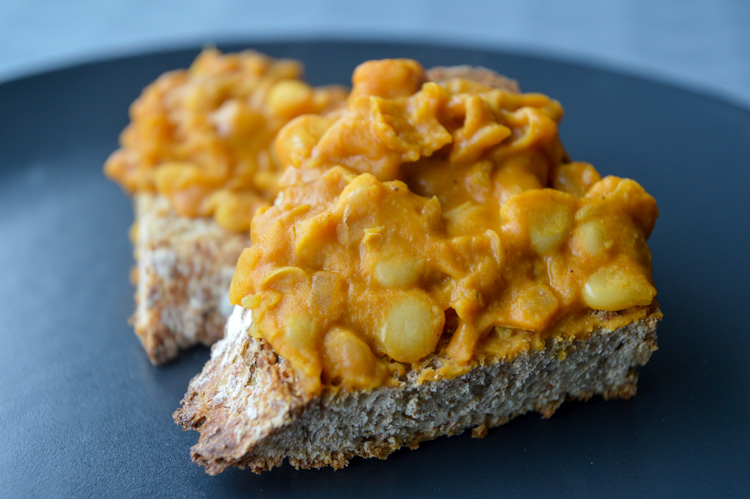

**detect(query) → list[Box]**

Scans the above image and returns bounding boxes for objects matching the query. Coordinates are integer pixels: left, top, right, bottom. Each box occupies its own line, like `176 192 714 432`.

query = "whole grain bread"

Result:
171 64 660 473
174 305 659 474
132 193 250 364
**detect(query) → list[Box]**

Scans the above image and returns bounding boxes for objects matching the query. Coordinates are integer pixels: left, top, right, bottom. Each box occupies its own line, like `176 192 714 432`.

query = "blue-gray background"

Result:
2 3 750 496
2 0 749 109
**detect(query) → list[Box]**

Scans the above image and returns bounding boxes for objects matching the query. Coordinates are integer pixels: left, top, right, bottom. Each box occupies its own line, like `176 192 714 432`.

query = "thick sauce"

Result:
226 59 659 395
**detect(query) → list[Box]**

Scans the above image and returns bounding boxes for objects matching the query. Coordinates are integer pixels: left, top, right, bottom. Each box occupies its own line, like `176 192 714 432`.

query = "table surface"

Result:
2 0 750 110
2 4 750 497
1 40 749 497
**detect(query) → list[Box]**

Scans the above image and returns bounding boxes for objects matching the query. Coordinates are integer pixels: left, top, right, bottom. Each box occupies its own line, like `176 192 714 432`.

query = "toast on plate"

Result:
106 49 346 363
174 59 661 473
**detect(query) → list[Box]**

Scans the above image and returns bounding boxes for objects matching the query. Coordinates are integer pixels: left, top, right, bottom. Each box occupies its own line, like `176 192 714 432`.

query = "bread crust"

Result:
174 306 659 475
426 66 520 92
132 194 250 364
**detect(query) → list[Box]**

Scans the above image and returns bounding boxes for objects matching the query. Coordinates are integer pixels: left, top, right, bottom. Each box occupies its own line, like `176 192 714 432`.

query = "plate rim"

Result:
2 35 749 117
1 34 748 496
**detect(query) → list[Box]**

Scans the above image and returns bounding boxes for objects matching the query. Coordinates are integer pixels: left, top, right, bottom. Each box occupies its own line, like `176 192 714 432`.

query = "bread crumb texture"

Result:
174 306 659 474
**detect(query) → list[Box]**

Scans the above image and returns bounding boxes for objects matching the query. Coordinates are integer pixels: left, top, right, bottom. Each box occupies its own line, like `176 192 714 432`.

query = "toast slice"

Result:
132 193 250 364
173 60 661 473
174 305 659 474
107 49 347 363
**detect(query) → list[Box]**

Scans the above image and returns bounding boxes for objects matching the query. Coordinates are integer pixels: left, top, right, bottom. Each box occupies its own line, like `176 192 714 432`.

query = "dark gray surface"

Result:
0 40 748 497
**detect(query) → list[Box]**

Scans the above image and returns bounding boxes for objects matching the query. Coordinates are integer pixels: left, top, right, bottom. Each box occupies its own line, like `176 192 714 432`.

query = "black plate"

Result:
1 40 748 497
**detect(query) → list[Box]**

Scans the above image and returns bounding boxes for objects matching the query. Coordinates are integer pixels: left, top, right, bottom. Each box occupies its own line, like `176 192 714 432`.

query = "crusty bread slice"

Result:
132 193 250 364
174 305 659 475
